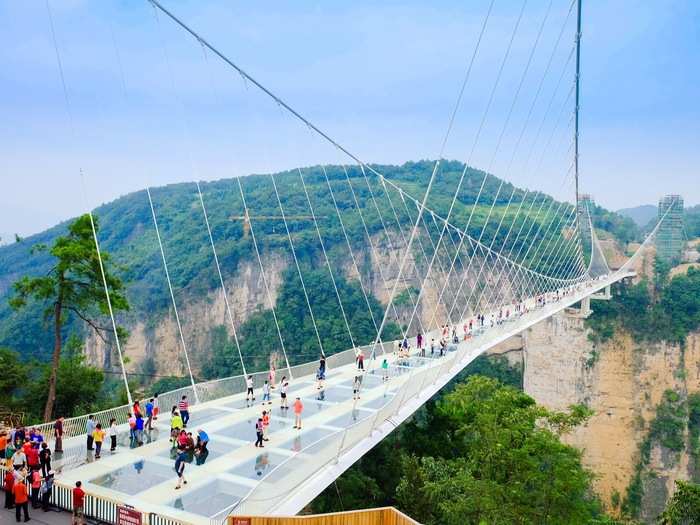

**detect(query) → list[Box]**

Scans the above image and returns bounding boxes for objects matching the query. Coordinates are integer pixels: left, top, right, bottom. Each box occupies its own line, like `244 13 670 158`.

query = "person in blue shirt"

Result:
195 429 209 454
86 416 96 451
134 414 144 446
145 399 154 431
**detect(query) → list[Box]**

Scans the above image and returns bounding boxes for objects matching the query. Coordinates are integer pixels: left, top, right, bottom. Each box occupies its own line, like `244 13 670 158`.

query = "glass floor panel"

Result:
156 438 234 465
212 414 295 443
167 478 251 518
359 393 396 411
276 426 337 453
337 373 384 389
88 460 173 495
226 450 289 480
313 387 352 403
325 408 375 429
290 399 334 417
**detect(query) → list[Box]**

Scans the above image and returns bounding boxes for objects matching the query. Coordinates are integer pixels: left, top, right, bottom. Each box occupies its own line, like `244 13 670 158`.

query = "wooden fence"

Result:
228 507 421 525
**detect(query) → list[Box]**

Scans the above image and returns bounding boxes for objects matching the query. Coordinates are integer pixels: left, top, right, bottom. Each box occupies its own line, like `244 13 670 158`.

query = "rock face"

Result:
485 311 700 522
83 235 495 378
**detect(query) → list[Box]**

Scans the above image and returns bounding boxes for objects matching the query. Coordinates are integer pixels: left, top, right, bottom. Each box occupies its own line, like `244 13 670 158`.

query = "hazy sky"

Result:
1 0 698 244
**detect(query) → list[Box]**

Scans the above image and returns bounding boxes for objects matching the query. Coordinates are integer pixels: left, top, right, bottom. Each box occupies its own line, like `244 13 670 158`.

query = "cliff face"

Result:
519 313 700 518
84 233 490 378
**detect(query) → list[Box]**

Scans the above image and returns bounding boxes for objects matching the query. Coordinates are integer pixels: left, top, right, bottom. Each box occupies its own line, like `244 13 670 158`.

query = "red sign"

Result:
231 518 251 525
117 505 142 525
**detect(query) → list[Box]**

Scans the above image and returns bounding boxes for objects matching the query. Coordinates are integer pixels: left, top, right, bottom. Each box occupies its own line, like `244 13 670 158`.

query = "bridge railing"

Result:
226 339 464 518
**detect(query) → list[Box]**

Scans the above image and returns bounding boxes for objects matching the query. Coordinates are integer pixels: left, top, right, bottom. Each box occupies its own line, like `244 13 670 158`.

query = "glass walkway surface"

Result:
40 273 631 524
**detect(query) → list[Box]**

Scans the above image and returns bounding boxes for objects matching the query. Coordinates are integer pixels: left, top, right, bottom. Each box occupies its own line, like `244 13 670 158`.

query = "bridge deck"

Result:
43 273 632 524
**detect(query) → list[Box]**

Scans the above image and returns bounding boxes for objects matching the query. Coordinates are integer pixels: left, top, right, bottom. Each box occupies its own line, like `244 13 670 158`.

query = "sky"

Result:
0 0 698 243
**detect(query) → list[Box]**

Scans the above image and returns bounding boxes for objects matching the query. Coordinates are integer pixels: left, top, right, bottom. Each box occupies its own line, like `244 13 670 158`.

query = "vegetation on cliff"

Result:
311 370 611 524
586 265 700 345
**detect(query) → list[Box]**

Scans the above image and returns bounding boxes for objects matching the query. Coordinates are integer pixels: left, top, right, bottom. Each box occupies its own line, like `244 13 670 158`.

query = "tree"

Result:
0 347 28 407
395 376 601 525
658 480 700 524
9 214 129 421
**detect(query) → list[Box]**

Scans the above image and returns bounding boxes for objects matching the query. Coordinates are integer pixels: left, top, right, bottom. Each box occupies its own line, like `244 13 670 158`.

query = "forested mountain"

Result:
0 160 636 370
618 204 658 228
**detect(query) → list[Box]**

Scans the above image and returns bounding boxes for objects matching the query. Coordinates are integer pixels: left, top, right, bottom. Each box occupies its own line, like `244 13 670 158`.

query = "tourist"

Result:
174 448 188 489
25 443 39 471
12 448 26 471
4 468 14 509
86 415 95 452
262 380 271 405
280 376 289 410
0 431 7 461
319 355 326 379
430 338 435 356
153 393 160 421
93 423 105 459
195 429 209 453
170 410 183 442
254 418 264 448
269 364 276 389
72 481 85 525
53 417 63 452
39 443 51 477
262 410 270 442
108 419 118 452
177 430 188 450
185 432 195 453
132 400 142 418
13 470 29 522
145 398 154 431
134 413 144 446
178 395 190 427
352 376 361 400
417 331 423 351
293 397 303 430
128 412 136 443
30 468 41 508
357 349 365 371
246 376 255 404
39 472 53 512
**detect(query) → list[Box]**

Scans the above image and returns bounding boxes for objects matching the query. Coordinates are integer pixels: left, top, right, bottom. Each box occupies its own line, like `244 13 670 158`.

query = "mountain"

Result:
0 160 637 386
617 204 658 228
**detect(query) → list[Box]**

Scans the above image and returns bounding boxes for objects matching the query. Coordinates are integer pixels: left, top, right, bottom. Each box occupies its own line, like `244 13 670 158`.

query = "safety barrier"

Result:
226 507 421 525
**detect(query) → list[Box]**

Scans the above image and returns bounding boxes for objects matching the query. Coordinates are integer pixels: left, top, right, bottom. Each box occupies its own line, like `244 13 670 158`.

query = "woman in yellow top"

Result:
170 411 184 444
93 424 106 459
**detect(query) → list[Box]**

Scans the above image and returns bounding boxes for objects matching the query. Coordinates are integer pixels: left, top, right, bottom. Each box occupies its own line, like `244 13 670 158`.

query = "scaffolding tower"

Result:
655 195 684 263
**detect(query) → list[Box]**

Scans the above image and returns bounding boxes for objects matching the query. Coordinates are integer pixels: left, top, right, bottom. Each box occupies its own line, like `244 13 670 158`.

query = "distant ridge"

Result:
617 204 657 228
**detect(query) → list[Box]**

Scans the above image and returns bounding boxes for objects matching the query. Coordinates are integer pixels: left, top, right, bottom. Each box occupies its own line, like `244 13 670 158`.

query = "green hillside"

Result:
0 160 637 365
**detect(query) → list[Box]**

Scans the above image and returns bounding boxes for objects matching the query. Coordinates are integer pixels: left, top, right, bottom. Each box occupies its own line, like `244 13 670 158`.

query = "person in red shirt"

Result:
30 469 41 509
26 446 39 471
13 475 29 522
3 469 14 510
72 481 85 525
